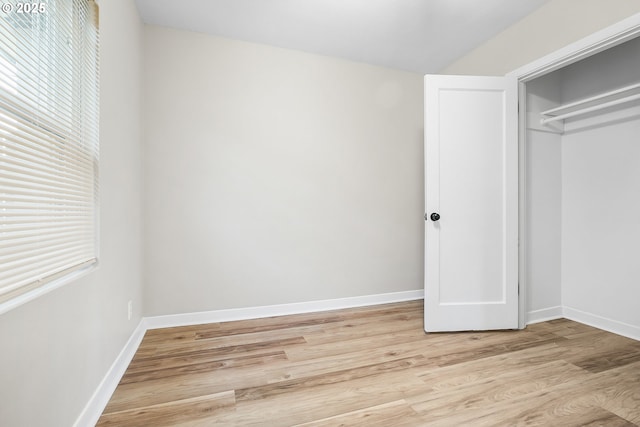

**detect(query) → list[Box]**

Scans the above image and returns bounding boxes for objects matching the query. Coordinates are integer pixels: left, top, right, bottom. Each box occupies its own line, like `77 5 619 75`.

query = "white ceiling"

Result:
134 0 549 74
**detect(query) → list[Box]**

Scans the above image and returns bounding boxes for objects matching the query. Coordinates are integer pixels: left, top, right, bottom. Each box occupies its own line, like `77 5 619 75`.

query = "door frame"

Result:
507 13 640 329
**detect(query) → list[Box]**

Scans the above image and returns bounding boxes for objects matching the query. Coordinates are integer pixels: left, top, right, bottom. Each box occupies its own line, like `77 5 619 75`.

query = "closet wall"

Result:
526 36 640 335
559 37 640 331
525 72 562 321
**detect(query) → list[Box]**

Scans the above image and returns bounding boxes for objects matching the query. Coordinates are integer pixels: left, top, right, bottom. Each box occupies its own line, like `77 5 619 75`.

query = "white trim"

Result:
73 290 640 425
0 264 98 316
527 305 640 340
73 319 146 427
144 290 424 330
73 289 424 424
563 306 640 342
526 306 563 325
517 80 528 330
508 13 640 82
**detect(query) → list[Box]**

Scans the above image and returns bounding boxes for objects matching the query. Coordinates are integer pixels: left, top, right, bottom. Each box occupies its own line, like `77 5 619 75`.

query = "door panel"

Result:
424 75 518 332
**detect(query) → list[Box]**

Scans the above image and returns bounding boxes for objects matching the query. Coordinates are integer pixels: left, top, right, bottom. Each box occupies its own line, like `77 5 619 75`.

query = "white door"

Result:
424 75 518 332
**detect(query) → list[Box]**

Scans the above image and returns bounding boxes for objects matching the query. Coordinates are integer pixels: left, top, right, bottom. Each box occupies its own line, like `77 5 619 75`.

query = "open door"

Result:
424 75 518 332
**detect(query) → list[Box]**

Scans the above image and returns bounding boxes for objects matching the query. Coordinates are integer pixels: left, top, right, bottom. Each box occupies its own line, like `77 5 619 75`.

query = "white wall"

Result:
525 130 562 317
142 26 424 316
0 1 144 425
559 37 640 330
562 120 640 327
524 74 563 320
442 0 640 76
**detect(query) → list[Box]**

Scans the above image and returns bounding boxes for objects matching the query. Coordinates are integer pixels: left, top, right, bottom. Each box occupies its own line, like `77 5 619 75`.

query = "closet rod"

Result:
540 82 640 125
541 82 640 116
540 93 640 125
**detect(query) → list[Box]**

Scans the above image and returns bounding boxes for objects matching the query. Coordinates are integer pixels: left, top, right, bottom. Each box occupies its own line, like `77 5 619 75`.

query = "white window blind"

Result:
0 0 99 306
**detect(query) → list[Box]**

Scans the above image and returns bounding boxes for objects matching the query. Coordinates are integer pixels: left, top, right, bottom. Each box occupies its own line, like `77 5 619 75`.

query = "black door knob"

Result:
430 212 440 221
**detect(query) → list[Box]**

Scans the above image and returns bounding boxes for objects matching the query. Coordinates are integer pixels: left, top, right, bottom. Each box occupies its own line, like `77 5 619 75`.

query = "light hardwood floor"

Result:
97 300 640 426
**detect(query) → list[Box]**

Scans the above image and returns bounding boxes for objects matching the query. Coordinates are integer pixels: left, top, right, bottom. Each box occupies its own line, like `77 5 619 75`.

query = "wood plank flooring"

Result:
97 301 640 426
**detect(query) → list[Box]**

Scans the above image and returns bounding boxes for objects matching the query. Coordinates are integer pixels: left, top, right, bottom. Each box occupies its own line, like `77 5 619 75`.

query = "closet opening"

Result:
519 34 640 338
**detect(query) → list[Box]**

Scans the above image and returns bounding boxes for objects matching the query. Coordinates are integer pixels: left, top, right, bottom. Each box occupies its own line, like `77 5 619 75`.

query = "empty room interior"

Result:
2 0 640 425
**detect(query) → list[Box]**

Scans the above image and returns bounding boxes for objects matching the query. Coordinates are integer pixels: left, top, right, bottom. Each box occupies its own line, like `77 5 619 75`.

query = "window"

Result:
0 0 99 310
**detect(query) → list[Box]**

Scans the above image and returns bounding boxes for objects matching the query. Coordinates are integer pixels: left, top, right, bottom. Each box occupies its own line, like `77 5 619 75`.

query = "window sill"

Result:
0 261 99 316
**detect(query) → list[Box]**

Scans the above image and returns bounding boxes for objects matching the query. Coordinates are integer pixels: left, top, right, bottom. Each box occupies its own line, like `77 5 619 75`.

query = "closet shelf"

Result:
540 82 640 125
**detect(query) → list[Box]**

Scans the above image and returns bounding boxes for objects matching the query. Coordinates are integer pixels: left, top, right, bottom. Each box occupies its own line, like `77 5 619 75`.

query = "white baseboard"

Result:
74 289 424 425
144 289 425 330
562 306 640 341
73 294 640 425
74 319 147 427
527 305 640 341
526 306 563 325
